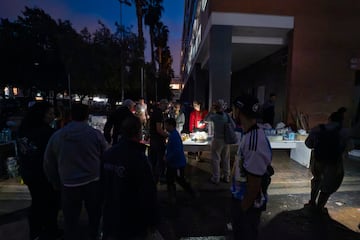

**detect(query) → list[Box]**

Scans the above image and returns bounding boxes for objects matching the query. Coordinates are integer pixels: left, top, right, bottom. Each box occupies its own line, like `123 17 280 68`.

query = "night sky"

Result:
0 0 184 75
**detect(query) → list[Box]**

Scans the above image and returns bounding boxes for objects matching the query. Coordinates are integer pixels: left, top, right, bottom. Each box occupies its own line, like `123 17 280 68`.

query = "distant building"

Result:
170 76 184 102
180 0 360 128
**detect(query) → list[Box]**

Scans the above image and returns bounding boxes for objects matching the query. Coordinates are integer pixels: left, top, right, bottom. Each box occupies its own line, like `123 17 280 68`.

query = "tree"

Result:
144 0 164 71
153 21 168 71
153 22 173 99
1 7 66 95
125 0 148 60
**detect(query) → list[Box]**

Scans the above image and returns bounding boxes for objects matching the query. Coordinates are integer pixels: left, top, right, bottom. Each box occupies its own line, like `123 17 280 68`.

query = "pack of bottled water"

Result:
6 157 19 178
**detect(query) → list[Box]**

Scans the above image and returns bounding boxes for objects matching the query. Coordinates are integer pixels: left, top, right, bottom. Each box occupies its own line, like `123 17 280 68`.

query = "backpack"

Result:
314 124 342 163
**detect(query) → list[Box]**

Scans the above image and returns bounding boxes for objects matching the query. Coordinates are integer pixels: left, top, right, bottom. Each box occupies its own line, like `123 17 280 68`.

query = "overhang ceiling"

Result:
231 26 291 72
199 26 291 73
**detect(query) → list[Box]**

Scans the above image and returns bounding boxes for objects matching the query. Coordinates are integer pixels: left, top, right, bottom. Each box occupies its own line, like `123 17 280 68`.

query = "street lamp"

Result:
119 0 131 102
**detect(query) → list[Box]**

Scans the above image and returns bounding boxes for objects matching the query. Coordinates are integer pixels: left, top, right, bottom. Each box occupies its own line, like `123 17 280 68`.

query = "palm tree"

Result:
153 21 169 72
131 0 148 60
144 0 163 71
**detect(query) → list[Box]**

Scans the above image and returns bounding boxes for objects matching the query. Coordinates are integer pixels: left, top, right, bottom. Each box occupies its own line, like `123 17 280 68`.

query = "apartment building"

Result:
180 0 360 127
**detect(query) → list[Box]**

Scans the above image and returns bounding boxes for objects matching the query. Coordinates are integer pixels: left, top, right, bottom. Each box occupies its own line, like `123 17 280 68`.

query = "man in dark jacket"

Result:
103 99 135 145
102 115 159 240
149 99 169 183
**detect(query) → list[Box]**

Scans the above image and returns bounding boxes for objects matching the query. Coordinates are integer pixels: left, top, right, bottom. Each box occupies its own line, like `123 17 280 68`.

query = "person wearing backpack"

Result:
305 111 349 213
231 95 273 240
205 99 235 184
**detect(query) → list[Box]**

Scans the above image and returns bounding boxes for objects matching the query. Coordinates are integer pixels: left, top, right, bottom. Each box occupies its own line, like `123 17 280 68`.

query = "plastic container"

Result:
288 132 295 141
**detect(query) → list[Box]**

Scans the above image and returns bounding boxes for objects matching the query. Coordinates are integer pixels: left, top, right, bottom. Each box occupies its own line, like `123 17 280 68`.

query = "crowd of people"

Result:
12 95 350 240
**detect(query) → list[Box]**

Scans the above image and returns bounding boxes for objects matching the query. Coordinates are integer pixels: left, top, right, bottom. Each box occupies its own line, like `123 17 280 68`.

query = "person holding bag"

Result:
205 99 236 184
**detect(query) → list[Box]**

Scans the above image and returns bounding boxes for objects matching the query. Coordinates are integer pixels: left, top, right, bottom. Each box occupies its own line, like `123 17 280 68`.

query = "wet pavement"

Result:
0 150 359 240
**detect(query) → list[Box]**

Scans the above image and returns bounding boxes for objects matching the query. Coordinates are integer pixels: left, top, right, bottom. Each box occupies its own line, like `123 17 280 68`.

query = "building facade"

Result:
180 0 360 128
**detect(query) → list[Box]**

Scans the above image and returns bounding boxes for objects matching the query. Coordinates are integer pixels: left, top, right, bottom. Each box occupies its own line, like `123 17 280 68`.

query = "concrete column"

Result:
208 25 232 108
193 63 208 109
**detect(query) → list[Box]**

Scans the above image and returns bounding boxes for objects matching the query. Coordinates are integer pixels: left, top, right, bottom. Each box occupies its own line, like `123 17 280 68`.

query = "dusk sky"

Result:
0 0 184 76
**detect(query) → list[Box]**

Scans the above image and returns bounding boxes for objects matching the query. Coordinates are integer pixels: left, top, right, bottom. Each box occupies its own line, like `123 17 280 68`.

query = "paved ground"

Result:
0 150 359 240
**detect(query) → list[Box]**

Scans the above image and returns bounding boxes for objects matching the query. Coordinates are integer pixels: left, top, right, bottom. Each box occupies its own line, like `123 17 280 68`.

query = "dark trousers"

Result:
62 180 102 240
166 167 194 197
149 139 166 183
26 179 60 240
231 198 262 240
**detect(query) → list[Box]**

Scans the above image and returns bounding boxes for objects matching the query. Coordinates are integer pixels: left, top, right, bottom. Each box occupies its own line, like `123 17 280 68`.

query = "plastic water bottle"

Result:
3 128 11 142
0 130 4 143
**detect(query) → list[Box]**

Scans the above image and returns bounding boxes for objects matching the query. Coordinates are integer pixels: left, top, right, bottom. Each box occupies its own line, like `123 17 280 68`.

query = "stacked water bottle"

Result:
0 128 19 178
0 128 12 143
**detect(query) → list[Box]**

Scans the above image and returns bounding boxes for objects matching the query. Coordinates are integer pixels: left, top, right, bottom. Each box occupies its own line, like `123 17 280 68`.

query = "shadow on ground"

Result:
259 207 360 240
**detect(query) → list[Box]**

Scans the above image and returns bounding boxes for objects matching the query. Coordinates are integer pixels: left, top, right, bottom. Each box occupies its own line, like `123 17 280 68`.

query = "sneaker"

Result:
304 201 316 209
317 207 328 215
221 176 230 183
191 191 200 199
209 178 219 185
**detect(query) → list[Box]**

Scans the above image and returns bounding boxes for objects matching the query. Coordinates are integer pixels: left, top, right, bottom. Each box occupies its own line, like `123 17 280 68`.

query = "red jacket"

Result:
189 110 208 132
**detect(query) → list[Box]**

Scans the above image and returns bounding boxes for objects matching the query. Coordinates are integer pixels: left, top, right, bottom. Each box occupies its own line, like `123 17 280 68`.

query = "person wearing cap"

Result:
101 115 159 239
205 99 234 184
231 94 272 240
149 99 169 183
103 99 136 145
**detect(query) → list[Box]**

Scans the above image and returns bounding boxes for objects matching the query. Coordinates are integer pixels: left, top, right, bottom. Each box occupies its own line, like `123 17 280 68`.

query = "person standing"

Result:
231 95 272 240
189 100 208 133
17 102 61 240
149 99 169 183
164 118 196 204
304 111 348 213
102 115 159 240
205 99 234 184
188 100 208 160
103 99 135 145
44 103 109 240
135 98 149 128
262 93 276 127
174 102 185 133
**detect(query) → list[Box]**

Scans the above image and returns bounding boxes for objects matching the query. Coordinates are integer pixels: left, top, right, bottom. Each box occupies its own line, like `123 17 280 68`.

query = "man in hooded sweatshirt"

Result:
44 103 109 240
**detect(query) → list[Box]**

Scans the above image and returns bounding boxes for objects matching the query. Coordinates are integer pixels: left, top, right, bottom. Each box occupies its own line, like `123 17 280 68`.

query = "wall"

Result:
209 0 360 128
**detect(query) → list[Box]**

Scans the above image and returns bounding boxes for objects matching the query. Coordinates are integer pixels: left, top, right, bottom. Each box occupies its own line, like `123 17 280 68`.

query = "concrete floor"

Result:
0 150 359 239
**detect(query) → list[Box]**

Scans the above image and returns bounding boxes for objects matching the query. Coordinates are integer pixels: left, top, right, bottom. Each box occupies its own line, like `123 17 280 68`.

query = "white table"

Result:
182 139 211 152
182 138 312 168
270 140 311 168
